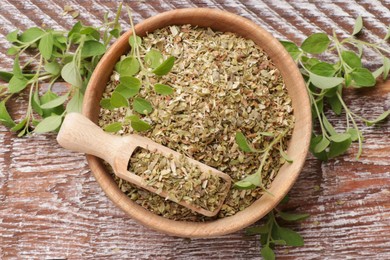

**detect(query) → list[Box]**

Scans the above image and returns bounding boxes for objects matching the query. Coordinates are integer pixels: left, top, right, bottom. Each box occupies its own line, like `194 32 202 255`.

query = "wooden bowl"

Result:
83 8 311 238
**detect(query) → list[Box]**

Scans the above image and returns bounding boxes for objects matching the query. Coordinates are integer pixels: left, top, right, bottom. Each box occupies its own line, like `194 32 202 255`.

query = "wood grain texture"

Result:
0 0 389 259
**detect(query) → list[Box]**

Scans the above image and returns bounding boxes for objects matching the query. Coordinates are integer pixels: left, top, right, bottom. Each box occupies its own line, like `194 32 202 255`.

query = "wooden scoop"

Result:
57 113 232 217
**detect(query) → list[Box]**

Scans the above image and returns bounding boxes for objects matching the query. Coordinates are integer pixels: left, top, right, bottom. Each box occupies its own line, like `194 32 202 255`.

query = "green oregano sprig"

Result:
101 6 175 132
246 196 309 260
234 129 292 190
281 16 389 160
0 4 123 136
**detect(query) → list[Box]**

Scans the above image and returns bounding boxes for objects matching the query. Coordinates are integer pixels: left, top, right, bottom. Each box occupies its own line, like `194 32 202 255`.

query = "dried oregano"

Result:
99 24 294 221
129 148 230 212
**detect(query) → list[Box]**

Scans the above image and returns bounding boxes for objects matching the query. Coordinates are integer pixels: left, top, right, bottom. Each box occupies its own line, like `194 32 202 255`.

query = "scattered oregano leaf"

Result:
234 128 293 191
102 6 176 133
235 131 257 152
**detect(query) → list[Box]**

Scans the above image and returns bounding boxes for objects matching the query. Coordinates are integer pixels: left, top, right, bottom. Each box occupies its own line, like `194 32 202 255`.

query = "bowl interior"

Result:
83 8 311 238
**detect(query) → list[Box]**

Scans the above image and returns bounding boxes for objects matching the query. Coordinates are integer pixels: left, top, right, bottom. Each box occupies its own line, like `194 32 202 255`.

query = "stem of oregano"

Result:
336 92 363 159
126 6 153 90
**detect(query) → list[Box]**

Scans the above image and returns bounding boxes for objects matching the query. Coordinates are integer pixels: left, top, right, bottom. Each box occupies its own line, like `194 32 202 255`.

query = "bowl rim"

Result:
83 7 311 238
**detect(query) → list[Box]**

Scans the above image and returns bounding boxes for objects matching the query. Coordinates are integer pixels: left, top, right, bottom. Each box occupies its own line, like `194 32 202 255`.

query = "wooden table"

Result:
1 0 389 259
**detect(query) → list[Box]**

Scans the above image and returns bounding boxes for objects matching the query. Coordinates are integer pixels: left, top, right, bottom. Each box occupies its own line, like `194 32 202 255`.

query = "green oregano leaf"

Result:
302 57 321 69
235 131 256 152
120 76 141 87
118 56 140 76
234 180 256 190
61 61 83 88
110 92 129 108
314 136 330 153
34 115 63 133
352 16 363 35
310 135 329 161
13 55 24 79
261 246 275 260
152 56 175 76
40 93 69 109
129 35 142 48
38 33 54 60
309 62 336 77
109 28 120 38
301 33 331 54
309 73 344 89
115 83 140 98
328 138 352 158
31 89 43 116
40 91 65 117
66 91 83 113
275 226 304 246
365 110 390 126
279 41 302 61
356 42 364 57
68 24 82 43
341 50 362 69
7 46 18 56
100 98 114 110
372 66 384 79
234 173 261 189
80 27 100 40
0 71 13 82
127 115 151 132
145 49 163 69
6 30 19 43
245 225 269 235
19 27 45 43
0 101 15 127
8 76 29 93
154 83 174 95
322 116 337 135
329 133 351 143
133 97 153 114
44 61 61 75
350 68 376 87
278 211 310 222
131 120 152 132
81 40 106 57
11 118 27 132
324 86 340 98
103 122 122 132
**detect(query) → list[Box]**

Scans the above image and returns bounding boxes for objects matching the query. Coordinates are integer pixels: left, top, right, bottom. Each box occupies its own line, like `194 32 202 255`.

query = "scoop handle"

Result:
57 113 123 165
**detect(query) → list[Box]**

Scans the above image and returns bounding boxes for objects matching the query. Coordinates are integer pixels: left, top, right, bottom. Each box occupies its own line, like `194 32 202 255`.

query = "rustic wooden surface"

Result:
0 0 389 259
